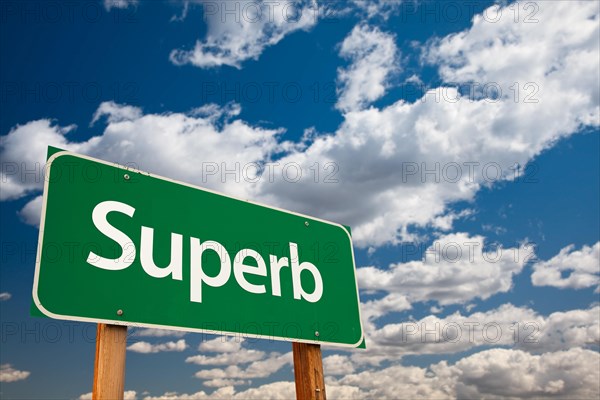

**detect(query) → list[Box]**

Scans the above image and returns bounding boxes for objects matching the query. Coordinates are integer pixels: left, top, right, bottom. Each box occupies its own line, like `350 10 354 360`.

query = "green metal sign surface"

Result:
33 149 364 348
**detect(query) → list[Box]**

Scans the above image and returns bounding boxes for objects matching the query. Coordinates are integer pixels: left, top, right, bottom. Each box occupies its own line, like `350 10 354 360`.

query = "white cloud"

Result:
336 24 399 112
198 337 245 353
143 382 294 400
0 120 80 201
1 102 283 225
426 1 599 130
351 0 403 20
452 348 600 399
0 364 30 382
532 242 600 290
79 390 137 400
430 305 443 314
203 379 248 388
142 382 373 399
170 1 318 69
367 304 598 359
255 1 599 247
521 306 600 353
323 354 355 376
357 233 532 306
17 195 42 227
127 339 187 354
186 349 265 366
360 293 411 327
194 352 292 381
91 101 143 125
142 346 600 399
170 1 190 22
132 328 187 338
103 0 138 12
334 347 600 400
224 382 294 399
2 2 598 248
332 362 454 399
0 292 11 301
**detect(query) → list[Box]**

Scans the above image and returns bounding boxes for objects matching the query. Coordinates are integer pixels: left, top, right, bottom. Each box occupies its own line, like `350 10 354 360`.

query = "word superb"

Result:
85 200 324 304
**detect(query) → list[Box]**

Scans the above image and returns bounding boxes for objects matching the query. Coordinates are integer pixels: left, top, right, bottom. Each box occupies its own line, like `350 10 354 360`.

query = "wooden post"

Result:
293 342 326 400
93 323 128 400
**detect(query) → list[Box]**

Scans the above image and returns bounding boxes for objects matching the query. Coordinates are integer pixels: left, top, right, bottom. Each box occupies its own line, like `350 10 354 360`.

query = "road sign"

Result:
33 148 364 348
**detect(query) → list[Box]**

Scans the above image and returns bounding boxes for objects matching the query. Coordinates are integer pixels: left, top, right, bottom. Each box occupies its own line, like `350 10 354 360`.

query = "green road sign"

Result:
33 149 364 348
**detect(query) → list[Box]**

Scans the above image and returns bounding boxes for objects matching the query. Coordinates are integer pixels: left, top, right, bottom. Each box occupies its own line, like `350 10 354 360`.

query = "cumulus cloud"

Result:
142 381 366 399
170 0 318 69
2 2 598 248
202 379 249 388
91 101 143 125
336 24 399 112
331 362 454 399
521 306 600 353
360 304 600 365
132 328 187 338
186 349 265 366
452 348 600 399
335 347 600 400
360 293 411 325
426 1 599 129
198 336 245 353
79 390 137 400
135 346 600 399
0 292 11 301
1 101 283 225
194 352 292 382
143 382 294 400
357 233 533 306
17 195 42 227
532 242 600 290
0 120 80 201
255 1 599 246
127 339 187 353
167 342 289 388
323 354 355 376
0 364 30 382
103 0 138 12
351 0 403 20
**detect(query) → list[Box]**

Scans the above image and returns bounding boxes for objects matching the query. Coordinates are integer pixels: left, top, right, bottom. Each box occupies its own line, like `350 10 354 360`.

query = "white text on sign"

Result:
85 200 324 303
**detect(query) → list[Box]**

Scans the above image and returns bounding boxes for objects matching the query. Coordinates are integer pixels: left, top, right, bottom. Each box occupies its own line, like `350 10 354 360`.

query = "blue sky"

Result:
1 1 599 399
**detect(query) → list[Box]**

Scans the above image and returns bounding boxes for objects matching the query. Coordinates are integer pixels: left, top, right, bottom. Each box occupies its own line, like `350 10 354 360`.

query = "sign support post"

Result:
93 323 127 400
293 342 327 400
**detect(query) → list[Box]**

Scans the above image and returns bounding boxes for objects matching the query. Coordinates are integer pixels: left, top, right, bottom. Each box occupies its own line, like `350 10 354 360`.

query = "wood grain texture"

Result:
93 324 127 400
293 342 327 400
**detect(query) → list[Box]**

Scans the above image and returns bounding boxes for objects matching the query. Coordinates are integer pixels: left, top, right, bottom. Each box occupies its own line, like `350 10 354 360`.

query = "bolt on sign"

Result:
32 148 365 348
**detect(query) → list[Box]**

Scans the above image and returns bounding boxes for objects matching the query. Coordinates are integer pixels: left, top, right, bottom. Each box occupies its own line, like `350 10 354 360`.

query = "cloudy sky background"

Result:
1 0 599 398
